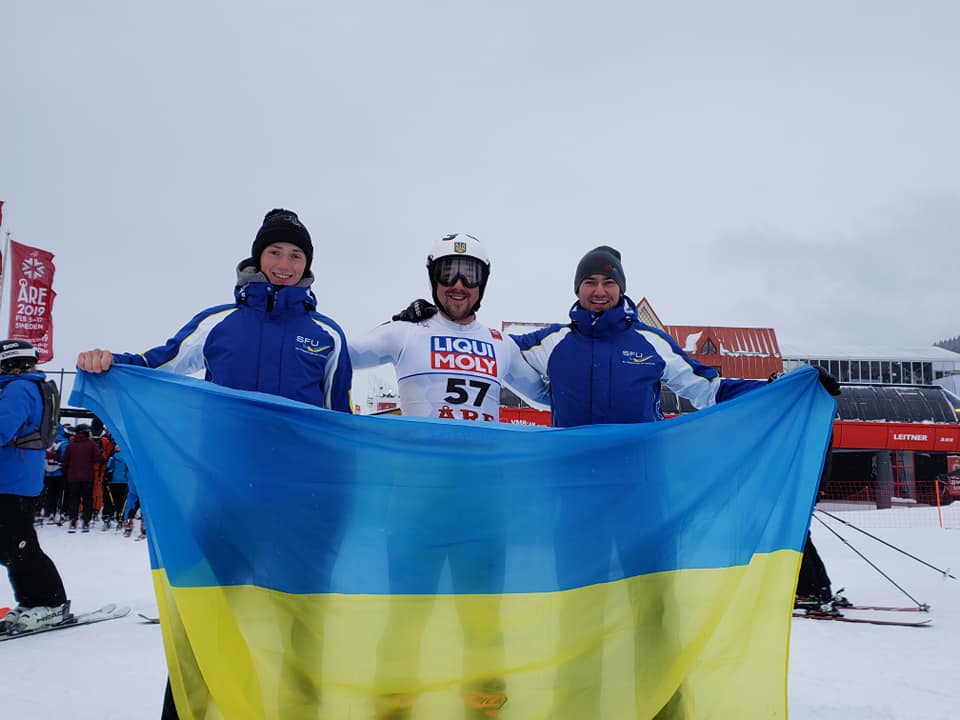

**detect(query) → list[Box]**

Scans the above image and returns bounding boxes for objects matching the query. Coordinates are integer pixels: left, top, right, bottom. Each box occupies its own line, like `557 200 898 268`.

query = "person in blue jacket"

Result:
77 208 353 720
102 446 131 530
516 247 768 719
511 246 838 718
0 339 70 633
77 209 352 410
511 246 764 425
42 424 69 524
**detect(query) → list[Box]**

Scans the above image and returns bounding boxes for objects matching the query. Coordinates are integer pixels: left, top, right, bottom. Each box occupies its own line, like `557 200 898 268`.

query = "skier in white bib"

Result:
349 233 549 720
350 233 548 422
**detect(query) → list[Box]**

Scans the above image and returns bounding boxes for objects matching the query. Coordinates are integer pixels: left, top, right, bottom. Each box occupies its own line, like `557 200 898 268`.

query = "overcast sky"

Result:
3 1 960 378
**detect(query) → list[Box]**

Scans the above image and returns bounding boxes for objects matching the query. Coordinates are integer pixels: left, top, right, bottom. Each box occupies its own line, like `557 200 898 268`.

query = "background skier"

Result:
0 339 70 633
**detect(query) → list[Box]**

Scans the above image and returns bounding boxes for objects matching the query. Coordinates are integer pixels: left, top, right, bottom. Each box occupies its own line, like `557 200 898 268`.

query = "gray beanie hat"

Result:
574 245 626 294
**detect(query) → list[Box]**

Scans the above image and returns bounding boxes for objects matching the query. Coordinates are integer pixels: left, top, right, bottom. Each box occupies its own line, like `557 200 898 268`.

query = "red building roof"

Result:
664 325 783 380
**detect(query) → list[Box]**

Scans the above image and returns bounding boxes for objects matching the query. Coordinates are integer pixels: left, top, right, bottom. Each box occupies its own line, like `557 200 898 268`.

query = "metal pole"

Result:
875 451 894 509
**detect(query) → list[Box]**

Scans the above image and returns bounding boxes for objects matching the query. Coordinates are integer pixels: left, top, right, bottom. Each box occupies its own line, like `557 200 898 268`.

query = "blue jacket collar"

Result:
235 281 317 313
569 295 637 338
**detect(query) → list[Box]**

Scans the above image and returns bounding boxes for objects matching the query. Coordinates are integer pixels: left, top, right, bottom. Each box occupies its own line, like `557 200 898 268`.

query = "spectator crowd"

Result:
39 422 146 539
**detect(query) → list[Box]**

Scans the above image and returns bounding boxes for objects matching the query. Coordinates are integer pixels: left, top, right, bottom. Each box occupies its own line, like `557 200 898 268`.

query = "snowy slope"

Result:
1 511 957 719
788 511 959 720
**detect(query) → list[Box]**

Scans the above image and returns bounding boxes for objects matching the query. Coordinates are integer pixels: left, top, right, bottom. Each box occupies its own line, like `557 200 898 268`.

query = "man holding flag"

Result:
77 208 353 720
511 245 840 717
350 232 550 720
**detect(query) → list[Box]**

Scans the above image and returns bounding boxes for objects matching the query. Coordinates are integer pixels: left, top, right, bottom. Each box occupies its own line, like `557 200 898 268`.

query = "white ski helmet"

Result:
426 233 491 313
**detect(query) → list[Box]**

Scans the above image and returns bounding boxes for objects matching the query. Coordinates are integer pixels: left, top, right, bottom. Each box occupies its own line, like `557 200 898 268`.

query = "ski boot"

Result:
795 588 841 616
5 601 71 633
829 587 852 609
123 519 134 537
0 607 23 634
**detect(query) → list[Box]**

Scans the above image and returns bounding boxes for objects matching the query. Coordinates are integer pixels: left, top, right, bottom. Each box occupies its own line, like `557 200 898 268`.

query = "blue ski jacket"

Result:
112 266 353 412
0 372 48 496
511 296 764 427
107 453 130 485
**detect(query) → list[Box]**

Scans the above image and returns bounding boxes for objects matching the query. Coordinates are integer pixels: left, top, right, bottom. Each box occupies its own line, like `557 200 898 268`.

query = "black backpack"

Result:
4 379 61 451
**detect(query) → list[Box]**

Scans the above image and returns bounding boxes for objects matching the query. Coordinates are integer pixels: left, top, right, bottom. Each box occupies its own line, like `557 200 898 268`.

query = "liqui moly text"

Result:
430 336 498 377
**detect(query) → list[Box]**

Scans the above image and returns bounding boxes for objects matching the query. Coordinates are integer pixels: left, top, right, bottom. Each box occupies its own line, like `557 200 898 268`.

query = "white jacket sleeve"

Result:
502 337 551 410
348 322 410 369
638 329 722 410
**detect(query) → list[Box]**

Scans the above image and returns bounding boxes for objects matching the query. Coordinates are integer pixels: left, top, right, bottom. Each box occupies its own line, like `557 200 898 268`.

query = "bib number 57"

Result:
444 378 491 407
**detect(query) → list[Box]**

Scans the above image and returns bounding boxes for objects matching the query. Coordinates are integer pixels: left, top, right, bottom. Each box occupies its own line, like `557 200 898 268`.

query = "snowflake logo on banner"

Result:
21 256 46 281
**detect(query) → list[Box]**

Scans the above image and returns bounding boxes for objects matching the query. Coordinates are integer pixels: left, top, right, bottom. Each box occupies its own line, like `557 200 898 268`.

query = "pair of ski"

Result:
0 604 132 641
793 603 932 627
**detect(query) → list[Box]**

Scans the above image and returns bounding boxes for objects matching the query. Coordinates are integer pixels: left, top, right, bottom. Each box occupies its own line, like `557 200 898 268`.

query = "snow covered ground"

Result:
1 508 958 719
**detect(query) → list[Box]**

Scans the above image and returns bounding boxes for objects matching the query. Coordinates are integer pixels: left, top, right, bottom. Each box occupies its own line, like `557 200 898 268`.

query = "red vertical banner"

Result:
8 239 57 363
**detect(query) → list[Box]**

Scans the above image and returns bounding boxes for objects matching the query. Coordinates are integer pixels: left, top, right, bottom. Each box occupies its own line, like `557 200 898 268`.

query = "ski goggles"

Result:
432 256 485 288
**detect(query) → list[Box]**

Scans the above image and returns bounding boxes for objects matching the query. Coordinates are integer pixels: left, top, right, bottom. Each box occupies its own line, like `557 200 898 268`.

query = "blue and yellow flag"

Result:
71 365 835 720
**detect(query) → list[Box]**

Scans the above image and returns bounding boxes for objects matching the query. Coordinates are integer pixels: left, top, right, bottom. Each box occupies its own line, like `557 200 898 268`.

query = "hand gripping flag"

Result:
71 365 835 720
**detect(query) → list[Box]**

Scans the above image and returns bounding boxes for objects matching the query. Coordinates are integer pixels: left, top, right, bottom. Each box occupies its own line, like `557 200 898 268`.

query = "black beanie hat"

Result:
251 209 313 272
574 245 626 294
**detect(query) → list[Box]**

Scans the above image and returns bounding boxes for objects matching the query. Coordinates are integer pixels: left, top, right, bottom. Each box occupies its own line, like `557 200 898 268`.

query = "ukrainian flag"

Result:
71 365 835 720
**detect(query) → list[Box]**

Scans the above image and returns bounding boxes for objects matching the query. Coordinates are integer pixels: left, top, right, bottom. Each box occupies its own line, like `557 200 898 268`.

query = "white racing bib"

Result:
350 313 548 421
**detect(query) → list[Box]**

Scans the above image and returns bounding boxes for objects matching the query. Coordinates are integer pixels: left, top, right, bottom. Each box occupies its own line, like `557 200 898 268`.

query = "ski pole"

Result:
812 514 928 608
816 509 956 580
